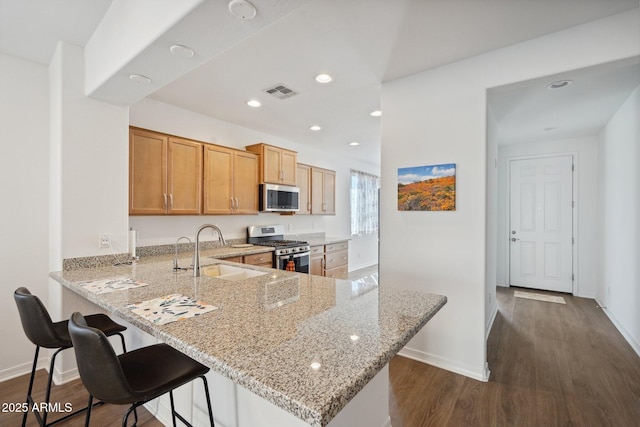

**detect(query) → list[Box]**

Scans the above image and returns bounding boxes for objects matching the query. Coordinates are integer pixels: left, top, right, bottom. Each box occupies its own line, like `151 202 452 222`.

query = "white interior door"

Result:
509 156 573 293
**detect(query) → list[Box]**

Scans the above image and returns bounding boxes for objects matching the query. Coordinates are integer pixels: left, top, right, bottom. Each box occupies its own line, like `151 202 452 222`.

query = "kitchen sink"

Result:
201 264 267 281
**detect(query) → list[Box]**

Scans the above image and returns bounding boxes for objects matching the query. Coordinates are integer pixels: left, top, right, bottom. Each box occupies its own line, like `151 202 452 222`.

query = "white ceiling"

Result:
489 57 640 145
1 0 638 165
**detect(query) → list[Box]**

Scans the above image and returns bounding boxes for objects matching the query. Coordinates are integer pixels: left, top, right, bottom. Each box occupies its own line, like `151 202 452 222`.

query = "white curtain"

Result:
350 169 379 236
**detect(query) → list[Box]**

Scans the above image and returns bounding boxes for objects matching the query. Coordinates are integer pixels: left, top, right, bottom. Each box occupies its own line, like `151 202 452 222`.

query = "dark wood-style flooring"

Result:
0 368 162 426
390 286 640 426
2 285 639 426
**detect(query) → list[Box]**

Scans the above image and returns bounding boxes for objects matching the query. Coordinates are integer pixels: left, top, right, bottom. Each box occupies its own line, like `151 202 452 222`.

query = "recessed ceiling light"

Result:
310 362 321 370
315 73 332 83
228 0 257 19
370 110 382 117
129 74 151 85
309 125 322 131
247 99 261 107
547 80 573 90
169 44 195 59
349 141 359 146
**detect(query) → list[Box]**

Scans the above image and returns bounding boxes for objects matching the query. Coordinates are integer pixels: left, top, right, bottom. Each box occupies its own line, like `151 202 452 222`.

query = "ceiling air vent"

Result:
264 84 298 100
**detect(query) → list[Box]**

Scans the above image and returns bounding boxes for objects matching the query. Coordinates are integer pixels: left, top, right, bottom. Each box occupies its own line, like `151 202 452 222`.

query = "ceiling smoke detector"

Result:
228 0 257 19
264 84 298 100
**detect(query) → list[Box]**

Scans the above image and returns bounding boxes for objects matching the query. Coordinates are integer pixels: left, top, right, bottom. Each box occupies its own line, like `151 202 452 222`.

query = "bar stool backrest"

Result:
14 287 67 349
68 312 135 403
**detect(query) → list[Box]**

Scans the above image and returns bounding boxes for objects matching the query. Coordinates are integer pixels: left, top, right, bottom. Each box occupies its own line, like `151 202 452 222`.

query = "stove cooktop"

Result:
254 240 308 248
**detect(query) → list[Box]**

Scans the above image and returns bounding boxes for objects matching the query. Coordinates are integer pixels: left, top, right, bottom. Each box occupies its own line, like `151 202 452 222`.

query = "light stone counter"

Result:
51 257 446 427
305 236 350 247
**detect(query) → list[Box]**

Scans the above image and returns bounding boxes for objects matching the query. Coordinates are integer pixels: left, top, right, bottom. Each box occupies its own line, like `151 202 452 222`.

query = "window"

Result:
350 169 379 236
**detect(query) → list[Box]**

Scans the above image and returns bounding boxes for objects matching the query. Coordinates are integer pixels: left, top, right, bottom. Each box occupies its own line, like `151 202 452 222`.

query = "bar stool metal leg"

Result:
22 346 40 427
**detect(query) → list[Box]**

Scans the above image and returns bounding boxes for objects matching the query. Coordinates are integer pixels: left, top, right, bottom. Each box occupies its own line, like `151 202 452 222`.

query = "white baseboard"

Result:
53 366 80 385
0 356 46 383
595 298 640 359
398 347 489 382
0 356 80 385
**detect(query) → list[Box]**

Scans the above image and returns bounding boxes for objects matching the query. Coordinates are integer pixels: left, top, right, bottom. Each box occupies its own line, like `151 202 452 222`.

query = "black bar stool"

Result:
68 311 215 427
13 287 127 427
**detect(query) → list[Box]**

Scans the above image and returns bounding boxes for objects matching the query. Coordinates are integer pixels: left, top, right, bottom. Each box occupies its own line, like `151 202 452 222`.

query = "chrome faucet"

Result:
173 236 192 271
193 224 226 277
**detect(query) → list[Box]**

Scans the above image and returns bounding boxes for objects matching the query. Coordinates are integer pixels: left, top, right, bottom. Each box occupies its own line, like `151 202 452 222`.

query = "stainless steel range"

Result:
247 225 310 273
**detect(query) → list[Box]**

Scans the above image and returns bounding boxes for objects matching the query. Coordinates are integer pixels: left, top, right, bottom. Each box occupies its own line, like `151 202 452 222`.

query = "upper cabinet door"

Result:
311 167 336 215
233 150 259 214
246 143 297 185
296 163 311 215
203 145 258 215
203 144 233 215
322 169 336 215
280 150 297 185
129 128 168 215
263 145 283 184
167 137 202 215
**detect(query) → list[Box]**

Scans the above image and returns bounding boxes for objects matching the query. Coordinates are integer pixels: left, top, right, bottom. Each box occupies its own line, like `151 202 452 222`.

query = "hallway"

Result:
390 286 640 426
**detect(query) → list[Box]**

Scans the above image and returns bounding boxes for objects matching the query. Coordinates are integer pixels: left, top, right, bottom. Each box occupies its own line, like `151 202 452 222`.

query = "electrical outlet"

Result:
99 234 111 249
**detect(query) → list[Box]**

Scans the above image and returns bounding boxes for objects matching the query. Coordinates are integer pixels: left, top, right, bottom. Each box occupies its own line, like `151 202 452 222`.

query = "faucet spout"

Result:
174 236 192 271
193 224 226 277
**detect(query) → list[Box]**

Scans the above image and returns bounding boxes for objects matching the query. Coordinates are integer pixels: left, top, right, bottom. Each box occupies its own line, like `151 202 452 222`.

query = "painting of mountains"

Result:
398 163 456 211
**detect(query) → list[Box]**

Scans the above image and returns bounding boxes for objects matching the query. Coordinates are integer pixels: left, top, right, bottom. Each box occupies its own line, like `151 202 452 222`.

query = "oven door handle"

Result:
278 251 310 259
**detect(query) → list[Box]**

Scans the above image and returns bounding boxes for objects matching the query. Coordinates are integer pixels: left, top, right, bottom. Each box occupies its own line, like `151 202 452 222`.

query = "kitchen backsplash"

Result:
62 232 326 270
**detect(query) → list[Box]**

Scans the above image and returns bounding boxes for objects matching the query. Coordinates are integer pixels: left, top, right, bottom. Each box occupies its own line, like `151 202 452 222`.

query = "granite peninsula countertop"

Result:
51 257 446 427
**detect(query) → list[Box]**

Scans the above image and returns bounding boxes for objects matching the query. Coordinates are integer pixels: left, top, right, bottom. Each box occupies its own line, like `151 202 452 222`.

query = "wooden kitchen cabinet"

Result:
219 252 273 268
296 163 312 215
309 245 324 276
310 241 348 278
324 241 348 278
243 252 273 268
219 255 243 263
203 144 258 215
311 167 336 215
246 143 297 185
129 128 202 215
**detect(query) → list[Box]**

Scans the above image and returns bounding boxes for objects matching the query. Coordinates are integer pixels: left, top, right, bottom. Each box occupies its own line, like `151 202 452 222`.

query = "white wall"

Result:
0 53 50 380
497 136 600 298
597 85 640 356
380 10 639 380
48 42 130 381
485 105 498 338
129 98 380 271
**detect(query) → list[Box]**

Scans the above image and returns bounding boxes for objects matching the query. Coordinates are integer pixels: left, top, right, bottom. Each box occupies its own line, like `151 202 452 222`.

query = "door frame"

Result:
504 152 578 295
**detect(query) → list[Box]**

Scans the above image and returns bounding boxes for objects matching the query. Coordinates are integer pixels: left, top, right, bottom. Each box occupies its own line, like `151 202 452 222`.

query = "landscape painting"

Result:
398 163 456 211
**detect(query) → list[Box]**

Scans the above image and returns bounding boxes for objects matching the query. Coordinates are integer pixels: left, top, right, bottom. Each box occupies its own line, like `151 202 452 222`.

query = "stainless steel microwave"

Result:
259 183 300 212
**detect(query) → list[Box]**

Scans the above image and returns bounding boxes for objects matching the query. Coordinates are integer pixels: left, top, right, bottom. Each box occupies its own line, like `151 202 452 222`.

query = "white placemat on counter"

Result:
126 294 218 325
77 277 149 294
